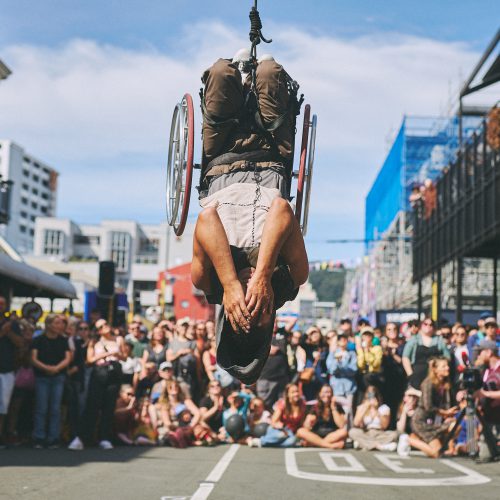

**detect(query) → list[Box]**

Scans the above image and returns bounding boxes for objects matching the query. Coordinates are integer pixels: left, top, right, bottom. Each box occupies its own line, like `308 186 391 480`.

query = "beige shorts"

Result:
200 182 283 248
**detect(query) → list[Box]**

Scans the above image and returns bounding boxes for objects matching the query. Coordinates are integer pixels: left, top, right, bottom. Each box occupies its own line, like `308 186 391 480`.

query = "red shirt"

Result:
275 398 306 433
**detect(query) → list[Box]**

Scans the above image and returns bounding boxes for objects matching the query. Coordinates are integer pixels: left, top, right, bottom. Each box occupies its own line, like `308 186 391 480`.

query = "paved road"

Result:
0 446 499 500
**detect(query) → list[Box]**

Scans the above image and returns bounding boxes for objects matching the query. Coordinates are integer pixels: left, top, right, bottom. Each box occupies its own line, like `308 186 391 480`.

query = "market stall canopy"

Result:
0 252 77 299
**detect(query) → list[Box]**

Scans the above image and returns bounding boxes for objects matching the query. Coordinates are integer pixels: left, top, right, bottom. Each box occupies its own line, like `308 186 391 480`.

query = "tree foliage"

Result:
308 269 347 303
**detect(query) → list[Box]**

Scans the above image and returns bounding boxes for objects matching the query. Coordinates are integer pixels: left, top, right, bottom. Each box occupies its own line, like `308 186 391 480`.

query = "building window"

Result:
34 162 40 169
43 229 65 255
22 170 29 177
31 202 38 209
33 175 39 182
23 156 31 164
19 225 26 233
41 193 48 200
42 180 49 188
22 183 29 190
40 206 47 214
30 215 36 222
20 211 27 218
110 231 130 272
29 229 34 236
21 197 28 205
32 188 38 195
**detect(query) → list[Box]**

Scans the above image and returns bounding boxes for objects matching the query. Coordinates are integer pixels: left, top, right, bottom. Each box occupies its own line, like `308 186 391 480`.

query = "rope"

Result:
249 2 272 61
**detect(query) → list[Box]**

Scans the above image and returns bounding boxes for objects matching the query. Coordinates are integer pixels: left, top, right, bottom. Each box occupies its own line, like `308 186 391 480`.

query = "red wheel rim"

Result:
295 104 310 224
175 93 194 236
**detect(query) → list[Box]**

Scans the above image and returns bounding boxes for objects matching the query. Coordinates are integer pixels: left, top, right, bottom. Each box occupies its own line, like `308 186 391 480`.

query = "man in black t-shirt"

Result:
256 321 290 409
31 314 71 447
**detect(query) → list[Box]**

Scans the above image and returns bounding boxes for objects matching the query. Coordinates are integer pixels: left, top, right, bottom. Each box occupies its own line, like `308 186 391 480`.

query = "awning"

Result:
0 253 77 299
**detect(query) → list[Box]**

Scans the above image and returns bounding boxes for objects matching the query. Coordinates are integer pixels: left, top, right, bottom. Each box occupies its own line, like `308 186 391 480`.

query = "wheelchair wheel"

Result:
295 104 317 235
166 93 194 236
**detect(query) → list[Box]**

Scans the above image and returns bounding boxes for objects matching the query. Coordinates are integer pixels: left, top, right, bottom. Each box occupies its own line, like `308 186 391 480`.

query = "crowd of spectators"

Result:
0 294 499 459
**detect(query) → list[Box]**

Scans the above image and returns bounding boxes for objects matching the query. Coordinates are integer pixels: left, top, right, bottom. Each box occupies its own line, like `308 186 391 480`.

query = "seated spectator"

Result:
409 357 457 458
326 332 357 424
296 385 347 449
31 314 72 448
450 325 469 385
114 384 137 445
248 383 306 448
132 397 158 445
349 385 397 451
396 387 421 456
199 380 225 434
247 397 272 434
157 380 200 445
402 317 450 390
150 361 176 404
222 389 253 442
125 321 148 359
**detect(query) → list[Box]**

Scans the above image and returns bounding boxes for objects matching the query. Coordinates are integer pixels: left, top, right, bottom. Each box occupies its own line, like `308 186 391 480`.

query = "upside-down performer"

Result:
191 8 309 384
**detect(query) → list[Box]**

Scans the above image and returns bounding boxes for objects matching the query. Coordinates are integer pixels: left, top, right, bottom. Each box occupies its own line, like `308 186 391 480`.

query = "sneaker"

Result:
397 434 411 457
353 440 360 450
99 440 114 450
247 437 262 448
47 440 60 449
68 437 84 451
33 439 44 449
378 442 397 452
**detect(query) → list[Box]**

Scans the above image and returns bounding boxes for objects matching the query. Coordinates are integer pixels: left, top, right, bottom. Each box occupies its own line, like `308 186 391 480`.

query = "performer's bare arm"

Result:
192 207 251 333
246 198 309 320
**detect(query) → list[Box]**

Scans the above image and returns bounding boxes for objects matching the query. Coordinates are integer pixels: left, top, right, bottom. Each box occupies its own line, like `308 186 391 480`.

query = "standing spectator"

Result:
257 321 290 409
450 325 469 385
296 385 347 449
0 296 23 448
483 318 500 353
65 317 87 451
349 385 397 451
249 384 306 448
120 340 142 387
407 319 420 338
31 314 71 448
125 321 147 359
381 322 406 428
355 327 383 397
286 330 306 383
142 327 168 371
402 317 450 389
167 320 197 399
467 312 491 361
202 336 217 383
409 357 456 458
476 339 500 427
82 319 126 450
300 327 328 401
326 332 357 423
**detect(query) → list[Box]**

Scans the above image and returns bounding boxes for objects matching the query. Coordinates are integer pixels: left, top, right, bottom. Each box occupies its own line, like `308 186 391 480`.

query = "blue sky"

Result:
0 1 497 263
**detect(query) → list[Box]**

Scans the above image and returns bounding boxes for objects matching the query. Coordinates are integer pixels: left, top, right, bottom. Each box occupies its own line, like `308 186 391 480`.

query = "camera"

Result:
461 367 483 392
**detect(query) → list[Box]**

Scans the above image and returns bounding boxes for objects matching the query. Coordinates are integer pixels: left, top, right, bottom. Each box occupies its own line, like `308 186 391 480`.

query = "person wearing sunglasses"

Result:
402 317 450 390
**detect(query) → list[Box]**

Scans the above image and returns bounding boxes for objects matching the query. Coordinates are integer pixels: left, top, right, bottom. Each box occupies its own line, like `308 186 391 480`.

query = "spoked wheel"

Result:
295 104 317 236
166 93 194 236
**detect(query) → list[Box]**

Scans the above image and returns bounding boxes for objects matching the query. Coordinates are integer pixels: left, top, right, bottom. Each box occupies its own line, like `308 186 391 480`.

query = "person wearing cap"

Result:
190 48 309 385
467 312 492 361
483 318 500 353
475 339 500 425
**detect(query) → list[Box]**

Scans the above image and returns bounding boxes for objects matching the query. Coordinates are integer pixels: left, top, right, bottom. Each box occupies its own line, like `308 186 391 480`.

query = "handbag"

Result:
299 367 315 383
15 366 35 390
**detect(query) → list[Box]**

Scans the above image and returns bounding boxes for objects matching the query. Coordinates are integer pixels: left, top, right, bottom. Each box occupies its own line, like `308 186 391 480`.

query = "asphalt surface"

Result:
0 445 499 500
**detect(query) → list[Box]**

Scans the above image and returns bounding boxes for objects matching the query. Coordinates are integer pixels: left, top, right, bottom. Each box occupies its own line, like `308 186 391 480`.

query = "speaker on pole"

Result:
98 261 115 298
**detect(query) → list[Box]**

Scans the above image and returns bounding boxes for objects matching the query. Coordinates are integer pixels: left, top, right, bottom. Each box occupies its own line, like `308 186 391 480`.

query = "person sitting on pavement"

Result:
248 383 306 448
296 384 347 449
349 385 398 452
409 357 457 458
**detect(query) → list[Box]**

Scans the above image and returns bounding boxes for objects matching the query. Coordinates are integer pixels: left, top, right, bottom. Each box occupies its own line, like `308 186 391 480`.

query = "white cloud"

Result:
0 23 481 252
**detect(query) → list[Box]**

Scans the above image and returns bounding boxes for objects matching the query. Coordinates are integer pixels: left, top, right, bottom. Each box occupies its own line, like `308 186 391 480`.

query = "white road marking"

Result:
285 449 491 486
374 453 434 474
320 452 367 472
